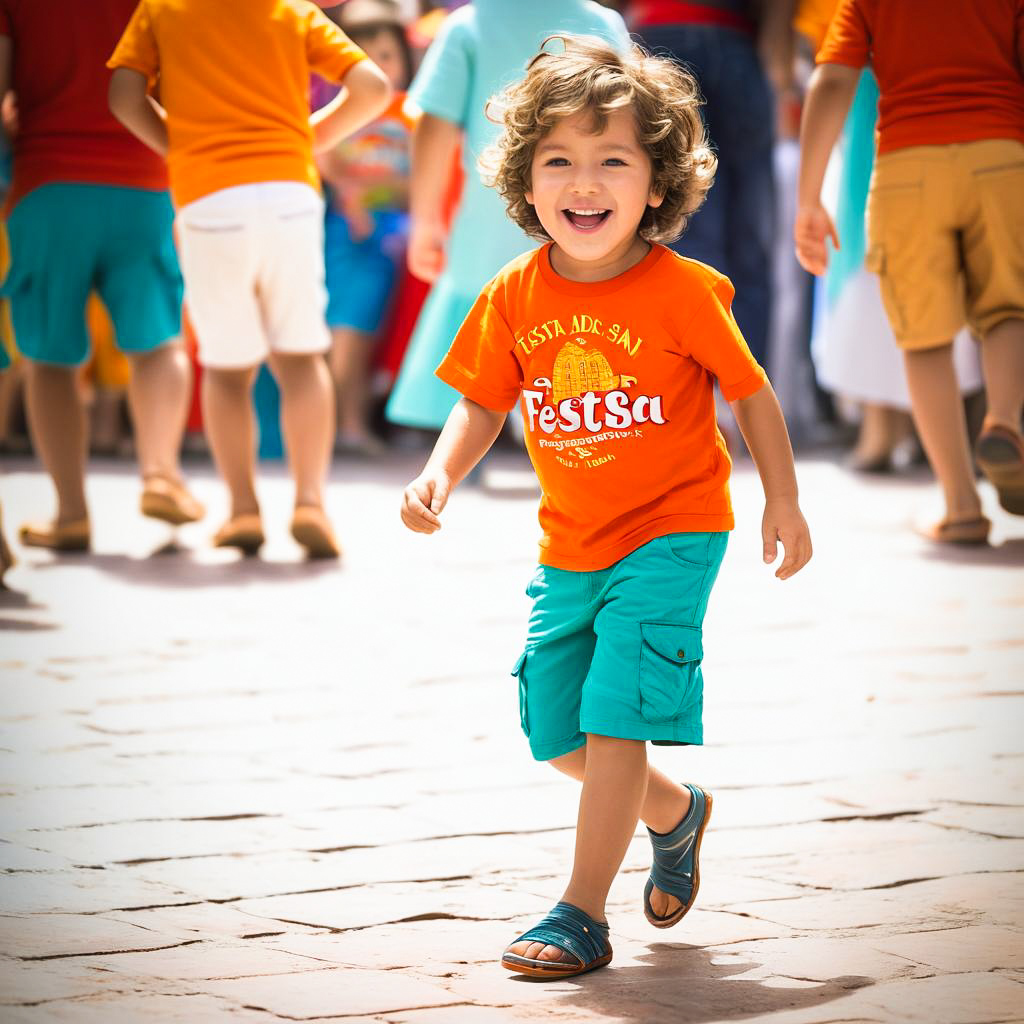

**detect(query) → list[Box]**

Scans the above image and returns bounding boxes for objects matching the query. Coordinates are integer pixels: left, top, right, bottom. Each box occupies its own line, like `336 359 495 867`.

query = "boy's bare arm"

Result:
407 113 460 283
108 68 168 156
730 384 812 580
401 398 507 533
311 59 392 153
794 61 860 275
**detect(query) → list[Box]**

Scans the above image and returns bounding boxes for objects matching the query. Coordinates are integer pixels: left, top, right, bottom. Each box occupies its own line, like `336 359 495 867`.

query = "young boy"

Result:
795 0 1024 542
401 35 812 978
108 0 393 557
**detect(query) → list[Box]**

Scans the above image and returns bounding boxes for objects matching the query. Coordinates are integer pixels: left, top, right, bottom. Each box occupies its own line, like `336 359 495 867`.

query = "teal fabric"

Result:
386 0 630 429
1 184 181 366
825 70 879 309
644 782 707 917
509 902 610 969
512 532 728 761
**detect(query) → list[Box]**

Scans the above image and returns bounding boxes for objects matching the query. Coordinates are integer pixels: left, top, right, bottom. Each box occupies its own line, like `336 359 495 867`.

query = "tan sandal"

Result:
213 513 264 554
290 506 341 559
976 424 1024 516
917 515 991 546
141 475 205 525
19 517 91 551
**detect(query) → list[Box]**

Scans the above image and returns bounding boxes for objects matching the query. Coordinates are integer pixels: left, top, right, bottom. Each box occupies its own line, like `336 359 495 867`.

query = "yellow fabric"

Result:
109 0 367 208
793 0 839 52
0 222 15 365
86 296 131 391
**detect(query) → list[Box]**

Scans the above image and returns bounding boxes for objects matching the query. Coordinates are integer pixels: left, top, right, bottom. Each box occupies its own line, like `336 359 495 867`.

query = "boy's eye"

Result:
604 158 626 166
544 158 569 167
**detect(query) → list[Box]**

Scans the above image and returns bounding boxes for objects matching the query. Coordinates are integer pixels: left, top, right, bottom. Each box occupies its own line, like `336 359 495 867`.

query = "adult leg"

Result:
903 343 984 530
981 318 1024 431
329 326 379 450
201 364 260 523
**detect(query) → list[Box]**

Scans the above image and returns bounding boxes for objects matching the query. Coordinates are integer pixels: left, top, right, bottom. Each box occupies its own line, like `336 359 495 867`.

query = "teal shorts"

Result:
1 183 182 366
512 532 728 761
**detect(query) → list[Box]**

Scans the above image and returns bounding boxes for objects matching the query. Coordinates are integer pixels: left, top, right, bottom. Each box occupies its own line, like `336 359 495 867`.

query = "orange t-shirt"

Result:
817 0 1024 155
108 0 367 209
0 0 168 212
438 244 768 572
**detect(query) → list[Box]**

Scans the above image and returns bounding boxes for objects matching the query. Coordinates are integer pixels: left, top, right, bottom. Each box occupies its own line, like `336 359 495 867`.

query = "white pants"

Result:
177 182 330 369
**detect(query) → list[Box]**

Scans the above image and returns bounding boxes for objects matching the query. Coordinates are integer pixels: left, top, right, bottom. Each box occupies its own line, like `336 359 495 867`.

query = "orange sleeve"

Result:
816 0 871 67
107 0 160 79
304 7 367 84
436 288 523 412
681 279 768 403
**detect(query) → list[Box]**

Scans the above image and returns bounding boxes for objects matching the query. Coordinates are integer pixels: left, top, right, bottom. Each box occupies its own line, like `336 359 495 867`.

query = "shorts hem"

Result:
527 733 587 762
578 715 703 746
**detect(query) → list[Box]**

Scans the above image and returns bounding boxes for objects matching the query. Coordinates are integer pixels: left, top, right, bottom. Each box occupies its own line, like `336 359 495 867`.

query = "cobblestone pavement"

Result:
1 451 1023 1024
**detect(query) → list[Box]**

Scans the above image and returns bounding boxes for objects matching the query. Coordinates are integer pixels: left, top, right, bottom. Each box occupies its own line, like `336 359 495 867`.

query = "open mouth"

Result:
563 208 611 231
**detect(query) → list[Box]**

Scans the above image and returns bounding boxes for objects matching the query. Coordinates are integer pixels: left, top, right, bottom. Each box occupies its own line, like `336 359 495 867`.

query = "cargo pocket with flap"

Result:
638 623 703 723
511 650 530 736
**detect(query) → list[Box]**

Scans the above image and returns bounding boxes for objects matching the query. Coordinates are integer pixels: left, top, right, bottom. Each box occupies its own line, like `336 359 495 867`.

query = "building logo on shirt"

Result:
521 340 666 469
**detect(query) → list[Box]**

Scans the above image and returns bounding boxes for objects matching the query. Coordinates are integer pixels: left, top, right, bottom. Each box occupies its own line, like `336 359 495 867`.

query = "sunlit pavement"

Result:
1 450 1022 1023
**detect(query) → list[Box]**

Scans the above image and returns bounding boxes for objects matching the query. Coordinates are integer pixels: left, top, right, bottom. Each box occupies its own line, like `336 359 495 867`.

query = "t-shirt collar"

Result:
537 241 665 296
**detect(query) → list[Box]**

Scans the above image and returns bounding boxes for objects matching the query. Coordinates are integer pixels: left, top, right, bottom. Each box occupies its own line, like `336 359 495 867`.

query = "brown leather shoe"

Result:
290 505 341 559
213 513 264 554
19 517 91 551
141 476 205 525
976 424 1024 516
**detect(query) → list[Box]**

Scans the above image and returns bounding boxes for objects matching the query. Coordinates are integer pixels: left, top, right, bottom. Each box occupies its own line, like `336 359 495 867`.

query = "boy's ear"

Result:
525 188 535 206
648 186 665 209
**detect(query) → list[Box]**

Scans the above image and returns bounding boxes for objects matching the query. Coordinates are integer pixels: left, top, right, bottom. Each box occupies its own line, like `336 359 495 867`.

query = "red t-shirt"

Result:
0 0 168 211
438 244 767 571
817 0 1024 155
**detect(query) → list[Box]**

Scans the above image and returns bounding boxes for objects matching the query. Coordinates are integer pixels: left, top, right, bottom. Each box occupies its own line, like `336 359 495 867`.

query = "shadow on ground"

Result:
529 945 872 1024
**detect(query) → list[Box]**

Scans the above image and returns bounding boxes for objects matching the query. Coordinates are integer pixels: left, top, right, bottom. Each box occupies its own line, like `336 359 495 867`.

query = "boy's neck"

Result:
548 235 653 283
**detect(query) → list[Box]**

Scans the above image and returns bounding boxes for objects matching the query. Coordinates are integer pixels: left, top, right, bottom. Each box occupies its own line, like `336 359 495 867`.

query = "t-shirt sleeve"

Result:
407 9 473 126
816 0 871 68
304 8 367 84
436 287 523 412
107 0 160 78
682 278 768 403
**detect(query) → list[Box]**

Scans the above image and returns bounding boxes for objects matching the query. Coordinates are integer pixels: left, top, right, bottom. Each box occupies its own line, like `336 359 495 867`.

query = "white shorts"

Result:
177 182 330 369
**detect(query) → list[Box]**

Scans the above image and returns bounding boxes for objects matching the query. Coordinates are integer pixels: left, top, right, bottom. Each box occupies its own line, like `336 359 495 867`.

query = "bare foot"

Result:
504 938 578 965
646 886 682 920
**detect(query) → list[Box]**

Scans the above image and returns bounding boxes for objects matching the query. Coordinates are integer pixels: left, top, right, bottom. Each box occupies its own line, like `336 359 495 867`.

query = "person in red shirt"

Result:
0 0 204 552
402 35 811 979
795 0 1024 543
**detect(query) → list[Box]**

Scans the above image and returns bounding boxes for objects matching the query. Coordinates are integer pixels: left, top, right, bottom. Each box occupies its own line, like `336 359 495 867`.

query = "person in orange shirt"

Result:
795 0 1024 543
108 0 392 557
401 35 812 979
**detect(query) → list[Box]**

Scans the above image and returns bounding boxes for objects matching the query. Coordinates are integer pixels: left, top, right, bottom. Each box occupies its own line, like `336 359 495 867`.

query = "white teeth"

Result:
567 208 608 215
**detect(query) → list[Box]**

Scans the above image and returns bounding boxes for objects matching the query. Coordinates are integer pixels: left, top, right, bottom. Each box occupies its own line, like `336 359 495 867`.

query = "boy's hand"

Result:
407 220 446 283
401 471 452 533
762 498 812 580
794 202 839 276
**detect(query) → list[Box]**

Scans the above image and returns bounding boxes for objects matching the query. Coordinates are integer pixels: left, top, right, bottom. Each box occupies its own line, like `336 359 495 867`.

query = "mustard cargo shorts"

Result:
866 138 1024 350
512 532 728 762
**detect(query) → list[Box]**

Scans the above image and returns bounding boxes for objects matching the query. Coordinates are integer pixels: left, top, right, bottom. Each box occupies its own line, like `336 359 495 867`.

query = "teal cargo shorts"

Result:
2 183 182 366
512 532 728 761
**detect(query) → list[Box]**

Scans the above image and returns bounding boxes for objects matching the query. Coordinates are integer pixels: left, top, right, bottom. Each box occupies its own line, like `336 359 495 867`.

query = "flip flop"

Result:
502 902 612 979
18 517 91 552
290 506 341 559
213 513 264 554
140 475 205 526
644 783 712 929
976 424 1024 515
916 516 991 545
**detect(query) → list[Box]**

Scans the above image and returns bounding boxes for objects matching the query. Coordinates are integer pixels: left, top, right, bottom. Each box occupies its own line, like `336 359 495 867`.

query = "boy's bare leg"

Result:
329 326 374 445
127 341 191 484
23 362 89 524
508 735 651 964
981 318 1024 430
202 365 260 519
903 343 983 524
268 352 334 511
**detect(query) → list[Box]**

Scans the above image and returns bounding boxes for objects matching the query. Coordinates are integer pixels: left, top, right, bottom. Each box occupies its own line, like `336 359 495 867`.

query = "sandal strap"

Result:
648 784 704 901
512 902 610 966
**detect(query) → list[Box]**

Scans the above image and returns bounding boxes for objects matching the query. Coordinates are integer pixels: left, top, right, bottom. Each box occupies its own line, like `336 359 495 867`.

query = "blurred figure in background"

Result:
627 0 795 370
385 0 629 434
0 0 203 553
317 0 414 456
109 0 392 558
797 0 1024 543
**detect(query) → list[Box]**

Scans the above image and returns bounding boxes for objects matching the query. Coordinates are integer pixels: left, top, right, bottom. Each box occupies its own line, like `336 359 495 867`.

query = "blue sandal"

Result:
502 901 612 978
644 783 712 928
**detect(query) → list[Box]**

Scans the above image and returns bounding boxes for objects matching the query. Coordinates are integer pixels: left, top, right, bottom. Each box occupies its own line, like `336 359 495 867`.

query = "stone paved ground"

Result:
1 451 1022 1024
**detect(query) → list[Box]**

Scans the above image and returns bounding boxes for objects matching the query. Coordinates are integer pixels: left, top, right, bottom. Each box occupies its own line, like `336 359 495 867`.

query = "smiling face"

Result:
525 106 663 282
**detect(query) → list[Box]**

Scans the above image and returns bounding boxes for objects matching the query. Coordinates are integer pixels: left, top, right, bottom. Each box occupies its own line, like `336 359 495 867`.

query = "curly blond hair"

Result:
482 34 716 244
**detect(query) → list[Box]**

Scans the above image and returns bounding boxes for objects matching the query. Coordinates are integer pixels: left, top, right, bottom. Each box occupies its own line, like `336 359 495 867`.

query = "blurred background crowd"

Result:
0 0 1015 568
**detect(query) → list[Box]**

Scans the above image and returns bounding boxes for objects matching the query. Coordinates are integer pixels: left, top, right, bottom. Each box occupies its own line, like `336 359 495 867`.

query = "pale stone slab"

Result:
869 925 1024 972
0 914 190 960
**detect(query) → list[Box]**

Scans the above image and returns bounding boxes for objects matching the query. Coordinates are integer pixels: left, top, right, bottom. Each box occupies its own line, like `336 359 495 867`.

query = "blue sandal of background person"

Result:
501 901 612 978
644 783 712 928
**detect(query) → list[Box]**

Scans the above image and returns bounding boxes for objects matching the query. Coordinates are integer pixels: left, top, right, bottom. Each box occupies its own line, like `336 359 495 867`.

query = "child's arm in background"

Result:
407 113 460 283
108 68 168 156
311 59 392 153
793 61 859 275
730 384 812 580
401 398 506 533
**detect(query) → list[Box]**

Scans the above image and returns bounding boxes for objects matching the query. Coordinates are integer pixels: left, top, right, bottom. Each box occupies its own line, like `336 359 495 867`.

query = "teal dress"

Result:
385 0 629 429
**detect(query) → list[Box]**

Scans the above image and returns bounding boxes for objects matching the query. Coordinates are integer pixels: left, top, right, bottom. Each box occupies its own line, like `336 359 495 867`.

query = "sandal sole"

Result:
501 951 613 979
140 492 202 526
977 434 1024 515
645 787 712 929
291 520 340 559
